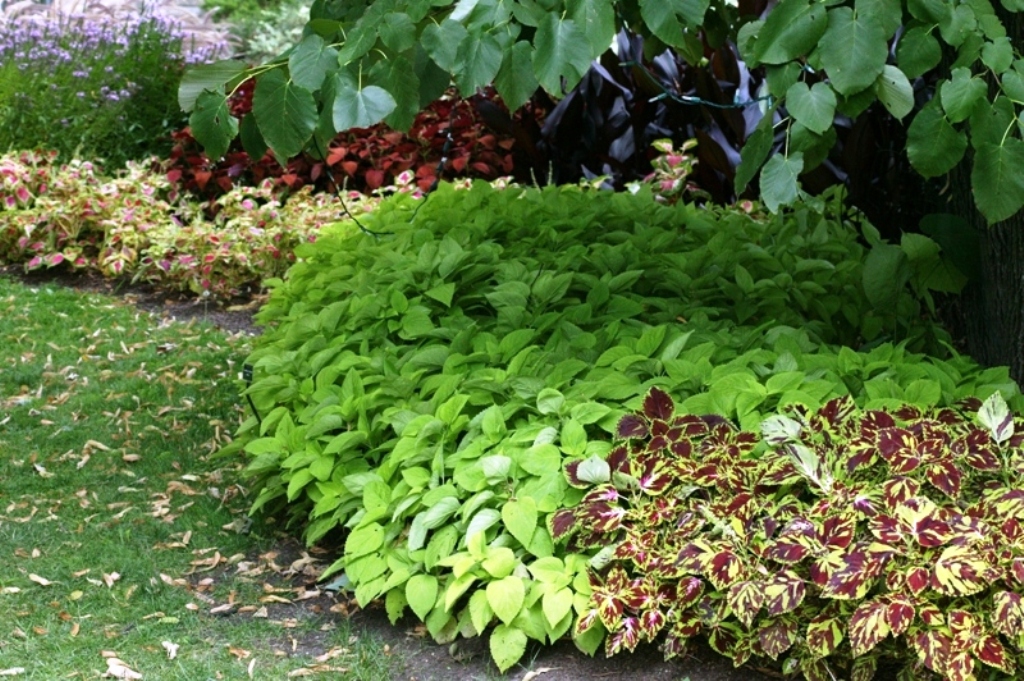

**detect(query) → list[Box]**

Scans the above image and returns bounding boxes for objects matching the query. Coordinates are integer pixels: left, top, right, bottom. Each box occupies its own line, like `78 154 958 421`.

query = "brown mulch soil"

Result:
0 264 781 681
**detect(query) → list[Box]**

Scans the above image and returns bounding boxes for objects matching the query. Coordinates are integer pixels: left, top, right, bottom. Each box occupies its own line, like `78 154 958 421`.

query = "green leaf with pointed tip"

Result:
567 0 616 56
502 497 538 548
337 24 378 65
252 69 317 161
406 574 438 620
239 113 267 160
982 37 1013 73
789 122 836 171
454 32 503 95
1001 70 1024 102
331 73 397 131
533 14 592 94
421 19 467 72
288 34 339 90
370 54 420 131
640 0 710 47
897 26 942 79
748 0 828 65
819 8 888 95
469 589 493 634
735 116 776 194
969 96 1015 146
907 99 968 177
489 623 528 672
972 139 1024 223
189 90 238 161
863 244 911 309
487 576 526 626
760 152 804 213
941 68 986 123
495 41 539 111
379 12 415 52
178 59 247 112
856 0 902 37
875 65 914 120
786 81 836 134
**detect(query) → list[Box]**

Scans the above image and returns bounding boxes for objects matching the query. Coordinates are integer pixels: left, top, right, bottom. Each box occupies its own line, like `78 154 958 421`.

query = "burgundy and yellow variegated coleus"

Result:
551 388 1024 680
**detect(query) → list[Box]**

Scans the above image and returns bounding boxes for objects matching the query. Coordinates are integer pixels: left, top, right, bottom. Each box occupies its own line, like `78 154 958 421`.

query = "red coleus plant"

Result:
551 387 1024 681
162 84 517 201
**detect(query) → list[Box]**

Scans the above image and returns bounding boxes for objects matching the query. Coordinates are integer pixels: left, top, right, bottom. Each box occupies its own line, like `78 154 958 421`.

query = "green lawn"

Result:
0 276 393 679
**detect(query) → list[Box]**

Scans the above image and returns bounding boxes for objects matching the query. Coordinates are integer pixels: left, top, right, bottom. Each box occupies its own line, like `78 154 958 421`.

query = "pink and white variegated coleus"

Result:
551 387 1024 681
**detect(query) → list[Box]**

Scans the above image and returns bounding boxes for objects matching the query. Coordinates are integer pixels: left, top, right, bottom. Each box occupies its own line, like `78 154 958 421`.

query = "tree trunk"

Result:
944 11 1024 385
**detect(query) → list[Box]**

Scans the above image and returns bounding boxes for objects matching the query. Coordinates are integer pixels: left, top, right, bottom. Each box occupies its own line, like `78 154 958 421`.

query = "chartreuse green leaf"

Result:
331 73 397 132
252 69 317 161
542 587 574 629
490 624 528 672
503 497 538 547
907 99 968 177
487 576 526 625
469 589 494 634
288 34 339 90
178 58 246 112
941 68 986 123
971 139 1024 223
189 90 238 161
747 0 828 65
345 522 384 559
819 8 888 95
760 152 804 213
786 82 836 134
874 65 914 120
533 14 592 94
406 574 438 620
495 41 540 112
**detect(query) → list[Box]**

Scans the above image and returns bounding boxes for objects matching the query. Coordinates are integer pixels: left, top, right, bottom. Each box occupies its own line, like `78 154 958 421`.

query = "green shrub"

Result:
561 388 1024 680
225 183 1014 671
0 12 226 167
0 150 379 297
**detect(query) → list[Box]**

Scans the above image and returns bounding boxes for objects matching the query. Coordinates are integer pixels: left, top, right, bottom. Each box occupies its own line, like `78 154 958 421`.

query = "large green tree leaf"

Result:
533 14 593 94
189 90 238 160
906 99 968 177
786 81 836 134
421 18 467 72
567 0 616 56
640 0 710 47
941 67 986 122
495 41 540 111
252 69 317 161
972 139 1024 223
747 0 828 65
760 152 804 213
331 73 397 131
874 65 914 120
819 8 888 95
178 59 246 112
288 34 339 91
862 244 910 310
454 32 503 95
379 12 416 52
735 114 777 194
370 54 420 131
897 26 942 79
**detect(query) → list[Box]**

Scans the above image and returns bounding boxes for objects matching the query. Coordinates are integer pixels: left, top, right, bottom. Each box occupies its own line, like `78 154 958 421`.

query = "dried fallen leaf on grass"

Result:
103 658 142 679
102 572 121 588
28 574 53 586
161 641 179 660
521 669 558 681
0 668 26 676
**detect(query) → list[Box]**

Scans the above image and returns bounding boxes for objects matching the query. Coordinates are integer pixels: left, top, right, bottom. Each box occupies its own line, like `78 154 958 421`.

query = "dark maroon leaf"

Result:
906 566 930 595
617 414 649 439
912 629 952 675
643 387 674 420
607 445 629 473
757 617 797 660
886 597 915 636
548 508 576 540
975 634 1014 674
672 415 708 437
639 608 666 640
882 477 921 510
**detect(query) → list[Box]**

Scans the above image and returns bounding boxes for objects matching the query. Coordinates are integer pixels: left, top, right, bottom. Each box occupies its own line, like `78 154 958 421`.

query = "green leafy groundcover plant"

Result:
560 388 1024 681
224 183 1022 671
